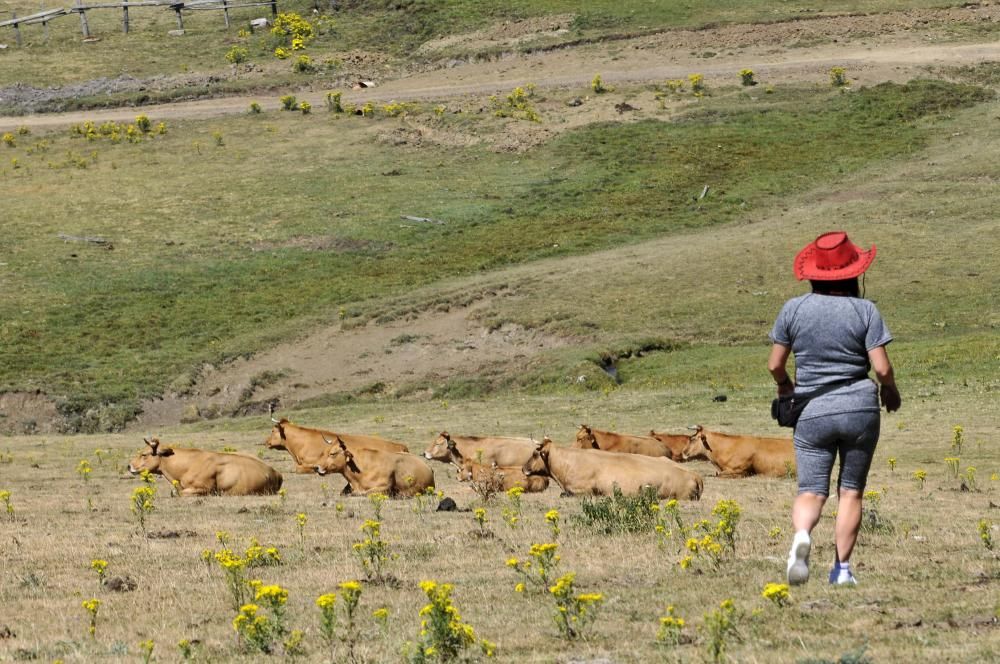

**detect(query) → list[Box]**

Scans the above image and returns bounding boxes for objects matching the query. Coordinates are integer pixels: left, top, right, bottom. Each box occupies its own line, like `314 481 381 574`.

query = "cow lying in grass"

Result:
129 437 283 496
423 431 536 468
574 425 676 458
265 416 409 474
681 425 795 478
456 457 549 493
314 437 435 497
523 437 702 500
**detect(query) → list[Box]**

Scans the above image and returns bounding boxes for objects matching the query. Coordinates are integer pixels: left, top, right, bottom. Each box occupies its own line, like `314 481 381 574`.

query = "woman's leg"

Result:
792 492 827 532
787 419 835 584
834 488 863 562
830 410 879 583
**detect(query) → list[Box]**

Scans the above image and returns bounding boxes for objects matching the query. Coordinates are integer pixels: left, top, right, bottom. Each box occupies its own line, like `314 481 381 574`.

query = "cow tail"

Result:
692 474 704 501
271 471 284 494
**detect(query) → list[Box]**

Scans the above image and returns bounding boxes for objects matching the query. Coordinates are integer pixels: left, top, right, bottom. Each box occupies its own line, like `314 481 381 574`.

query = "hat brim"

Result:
794 243 876 281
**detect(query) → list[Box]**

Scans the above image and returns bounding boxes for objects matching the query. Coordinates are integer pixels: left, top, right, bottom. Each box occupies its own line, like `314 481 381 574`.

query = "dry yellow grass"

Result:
1 383 997 662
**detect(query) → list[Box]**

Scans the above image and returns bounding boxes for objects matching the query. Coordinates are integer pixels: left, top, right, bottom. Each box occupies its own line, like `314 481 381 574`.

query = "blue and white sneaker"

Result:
829 564 858 586
786 531 811 585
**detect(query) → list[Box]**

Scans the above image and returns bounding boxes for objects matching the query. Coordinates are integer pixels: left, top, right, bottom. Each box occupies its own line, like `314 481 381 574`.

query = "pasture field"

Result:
1 77 998 427
2 1 1000 661
0 386 998 663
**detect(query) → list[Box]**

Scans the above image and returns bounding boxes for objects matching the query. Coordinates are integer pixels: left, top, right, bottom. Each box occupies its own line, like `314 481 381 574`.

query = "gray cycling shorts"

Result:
794 411 880 496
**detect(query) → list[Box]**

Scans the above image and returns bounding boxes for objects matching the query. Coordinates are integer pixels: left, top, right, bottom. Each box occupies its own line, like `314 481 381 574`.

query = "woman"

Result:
767 231 901 586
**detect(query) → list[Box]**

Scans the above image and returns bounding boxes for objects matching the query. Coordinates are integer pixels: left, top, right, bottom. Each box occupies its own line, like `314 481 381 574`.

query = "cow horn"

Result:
322 436 333 445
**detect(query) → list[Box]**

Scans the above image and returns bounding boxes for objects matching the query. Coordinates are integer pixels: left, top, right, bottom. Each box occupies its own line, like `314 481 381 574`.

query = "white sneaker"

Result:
786 531 811 585
829 567 858 586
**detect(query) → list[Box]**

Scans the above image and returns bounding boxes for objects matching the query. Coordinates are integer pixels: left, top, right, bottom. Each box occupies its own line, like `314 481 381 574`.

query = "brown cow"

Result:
523 438 702 500
423 431 536 468
265 417 409 473
129 438 282 496
456 458 549 493
648 430 692 461
574 425 672 458
314 437 434 497
681 425 795 478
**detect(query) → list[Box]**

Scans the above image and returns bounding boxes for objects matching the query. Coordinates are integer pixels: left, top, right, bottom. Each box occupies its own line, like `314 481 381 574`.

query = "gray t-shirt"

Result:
770 293 893 419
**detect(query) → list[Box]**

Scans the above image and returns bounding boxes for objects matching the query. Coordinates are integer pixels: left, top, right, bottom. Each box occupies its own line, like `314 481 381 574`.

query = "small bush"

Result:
280 95 298 111
226 46 249 65
577 486 659 534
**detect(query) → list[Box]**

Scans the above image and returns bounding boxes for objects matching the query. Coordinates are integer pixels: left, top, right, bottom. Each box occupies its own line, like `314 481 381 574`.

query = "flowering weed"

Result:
979 519 994 551
131 486 155 536
1 489 15 521
501 486 523 528
761 583 790 608
507 542 561 590
82 598 101 639
701 599 741 664
545 509 560 540
352 519 392 582
656 605 686 646
408 580 495 662
549 572 603 640
91 559 108 587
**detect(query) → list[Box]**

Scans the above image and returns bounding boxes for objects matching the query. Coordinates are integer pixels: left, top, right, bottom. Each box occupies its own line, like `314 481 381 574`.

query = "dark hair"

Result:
809 277 860 297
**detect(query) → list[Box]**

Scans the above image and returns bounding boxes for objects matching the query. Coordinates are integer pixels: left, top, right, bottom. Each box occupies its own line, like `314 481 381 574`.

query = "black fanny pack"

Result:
771 379 861 428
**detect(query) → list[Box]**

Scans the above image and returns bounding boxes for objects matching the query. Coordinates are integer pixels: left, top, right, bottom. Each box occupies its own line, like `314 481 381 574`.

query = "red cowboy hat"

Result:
793 231 876 281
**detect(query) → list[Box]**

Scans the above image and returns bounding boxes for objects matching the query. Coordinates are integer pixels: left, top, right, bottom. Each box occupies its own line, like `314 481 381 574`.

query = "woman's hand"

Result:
880 383 901 412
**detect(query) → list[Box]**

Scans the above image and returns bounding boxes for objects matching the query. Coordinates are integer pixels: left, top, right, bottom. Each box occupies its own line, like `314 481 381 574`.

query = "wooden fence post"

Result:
12 12 22 46
75 0 91 38
270 0 277 17
172 3 183 30
41 5 51 42
222 0 229 28
122 3 129 33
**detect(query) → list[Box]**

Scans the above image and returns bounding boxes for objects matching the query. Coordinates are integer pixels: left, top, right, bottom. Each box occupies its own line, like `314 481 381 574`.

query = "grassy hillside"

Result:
0 0 980 89
1 78 996 428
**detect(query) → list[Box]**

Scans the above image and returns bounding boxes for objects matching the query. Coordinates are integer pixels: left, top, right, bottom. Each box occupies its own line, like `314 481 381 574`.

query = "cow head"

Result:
523 437 553 476
573 425 598 449
455 457 475 482
128 437 175 475
424 431 453 462
264 418 289 450
315 436 351 475
680 425 711 461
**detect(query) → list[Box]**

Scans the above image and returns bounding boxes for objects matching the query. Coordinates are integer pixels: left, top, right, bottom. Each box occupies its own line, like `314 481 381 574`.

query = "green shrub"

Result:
577 486 660 534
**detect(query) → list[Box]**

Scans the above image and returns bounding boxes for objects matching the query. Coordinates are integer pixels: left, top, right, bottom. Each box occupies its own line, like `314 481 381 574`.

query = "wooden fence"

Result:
0 0 277 44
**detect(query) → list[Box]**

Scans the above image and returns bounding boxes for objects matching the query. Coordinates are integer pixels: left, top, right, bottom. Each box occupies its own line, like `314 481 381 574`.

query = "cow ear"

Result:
446 439 457 451
336 437 348 451
159 446 175 457
700 434 711 451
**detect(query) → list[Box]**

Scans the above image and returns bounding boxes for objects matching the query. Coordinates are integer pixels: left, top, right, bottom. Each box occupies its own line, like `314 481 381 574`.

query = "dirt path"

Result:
4 14 999 133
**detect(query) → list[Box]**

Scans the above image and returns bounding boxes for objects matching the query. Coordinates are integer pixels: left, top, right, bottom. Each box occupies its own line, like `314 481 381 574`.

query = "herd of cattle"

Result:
127 416 796 501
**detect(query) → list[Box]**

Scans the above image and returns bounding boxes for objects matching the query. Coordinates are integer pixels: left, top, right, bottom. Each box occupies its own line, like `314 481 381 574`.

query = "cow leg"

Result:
715 470 751 479
180 486 210 496
295 464 317 474
340 483 354 495
359 484 394 497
